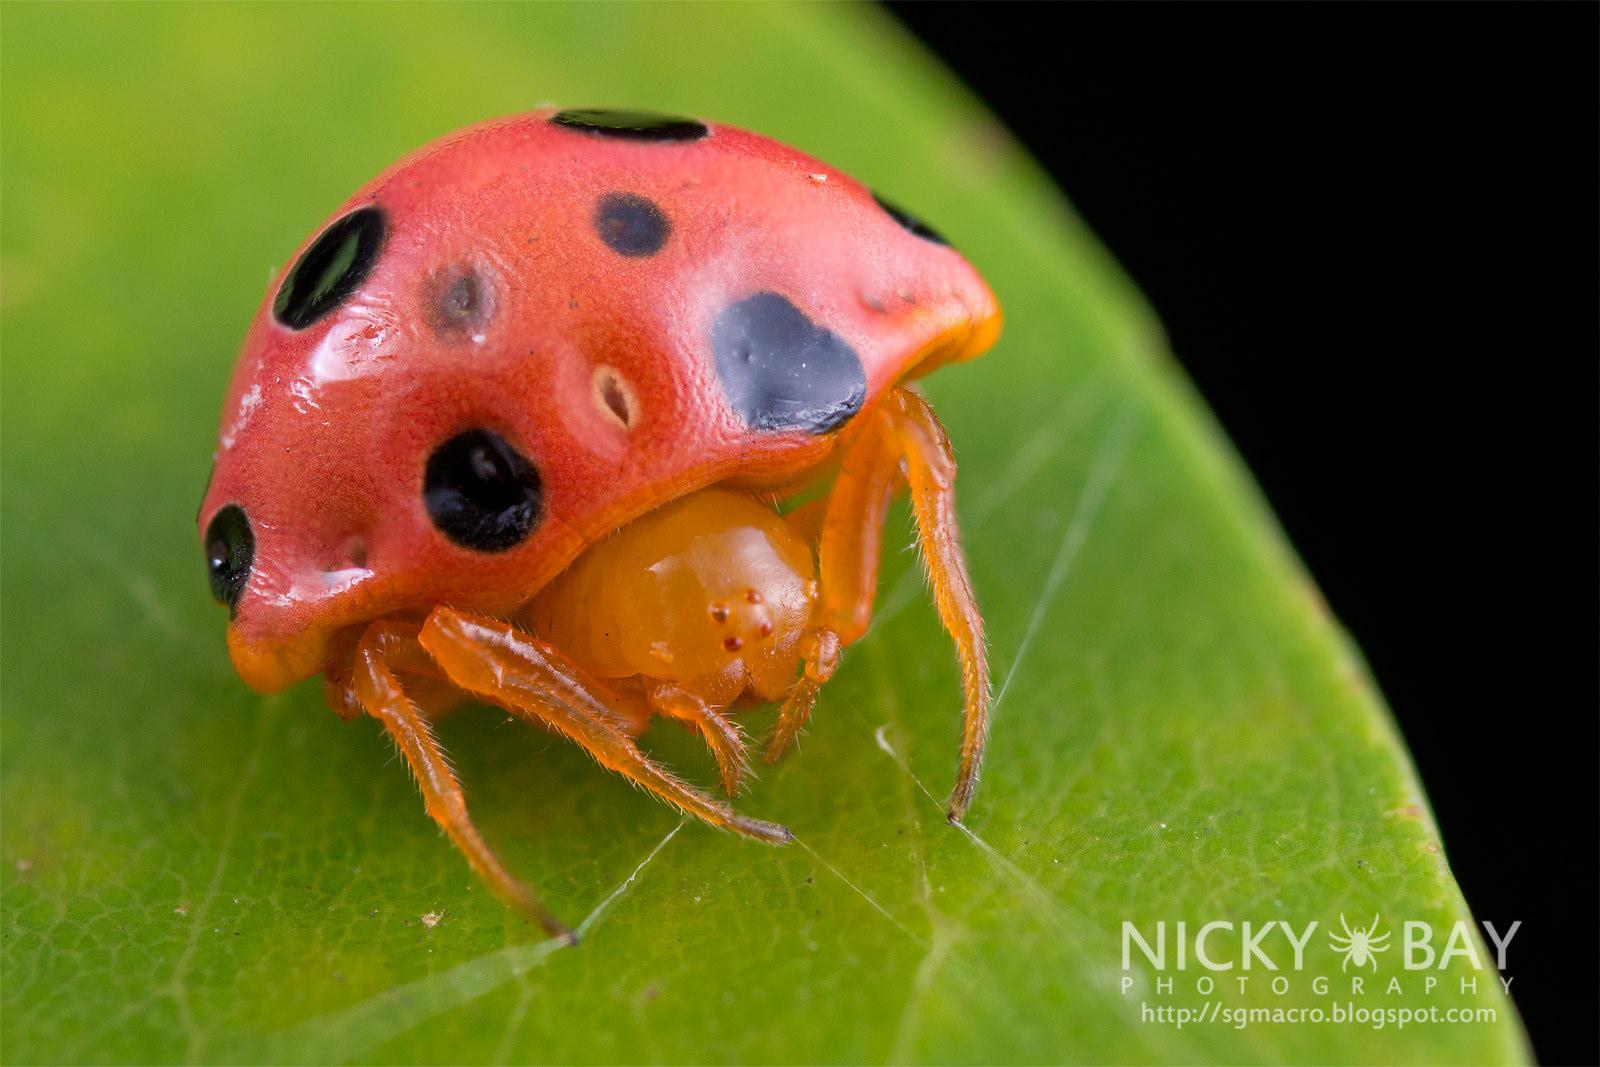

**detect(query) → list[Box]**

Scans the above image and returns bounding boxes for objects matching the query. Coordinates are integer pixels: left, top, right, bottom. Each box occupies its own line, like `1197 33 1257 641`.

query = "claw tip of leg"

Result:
947 775 978 824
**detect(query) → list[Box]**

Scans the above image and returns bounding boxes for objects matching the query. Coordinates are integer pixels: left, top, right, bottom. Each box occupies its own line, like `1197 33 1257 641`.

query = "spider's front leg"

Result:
763 629 841 764
342 618 574 941
646 682 752 797
419 607 793 844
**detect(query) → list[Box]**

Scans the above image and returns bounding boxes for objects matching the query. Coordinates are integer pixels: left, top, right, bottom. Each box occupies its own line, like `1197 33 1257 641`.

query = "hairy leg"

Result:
420 607 792 845
886 388 992 822
752 415 895 761
350 620 573 940
647 683 751 796
763 628 841 764
815 414 901 645
809 388 992 822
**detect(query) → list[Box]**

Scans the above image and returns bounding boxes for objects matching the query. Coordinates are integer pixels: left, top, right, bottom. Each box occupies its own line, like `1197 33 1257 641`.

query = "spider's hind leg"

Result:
799 387 991 822
887 389 992 823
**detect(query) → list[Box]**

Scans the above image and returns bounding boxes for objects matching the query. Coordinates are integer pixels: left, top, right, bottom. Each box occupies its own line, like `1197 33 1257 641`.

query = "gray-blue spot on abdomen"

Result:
711 292 866 434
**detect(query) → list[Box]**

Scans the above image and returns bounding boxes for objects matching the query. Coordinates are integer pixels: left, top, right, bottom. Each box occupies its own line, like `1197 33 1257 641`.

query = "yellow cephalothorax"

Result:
530 489 819 700
526 488 842 803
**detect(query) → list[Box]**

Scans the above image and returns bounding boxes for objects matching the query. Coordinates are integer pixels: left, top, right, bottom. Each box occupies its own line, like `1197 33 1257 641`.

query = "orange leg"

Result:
350 619 573 941
782 495 830 545
753 414 895 762
816 413 902 645
812 388 992 823
420 607 792 845
763 628 841 764
647 683 751 796
889 389 991 822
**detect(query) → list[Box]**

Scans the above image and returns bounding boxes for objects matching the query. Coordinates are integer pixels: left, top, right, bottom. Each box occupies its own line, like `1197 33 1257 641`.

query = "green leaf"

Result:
1 4 1527 1064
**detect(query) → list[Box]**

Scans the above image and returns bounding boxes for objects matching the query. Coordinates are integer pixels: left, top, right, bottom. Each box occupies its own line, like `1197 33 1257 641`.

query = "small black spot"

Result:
712 293 866 434
423 430 542 552
204 504 254 616
273 207 386 329
593 193 670 257
423 264 492 339
872 192 949 246
550 108 708 142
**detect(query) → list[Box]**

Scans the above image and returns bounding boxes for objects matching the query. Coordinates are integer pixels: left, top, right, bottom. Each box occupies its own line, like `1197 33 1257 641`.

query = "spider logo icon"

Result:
1328 913 1391 972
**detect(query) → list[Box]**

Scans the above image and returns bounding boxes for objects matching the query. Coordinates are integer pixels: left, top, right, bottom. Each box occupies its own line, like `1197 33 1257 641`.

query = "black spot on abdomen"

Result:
712 293 866 434
274 207 386 330
550 108 708 142
594 193 670 257
204 504 254 617
423 430 542 552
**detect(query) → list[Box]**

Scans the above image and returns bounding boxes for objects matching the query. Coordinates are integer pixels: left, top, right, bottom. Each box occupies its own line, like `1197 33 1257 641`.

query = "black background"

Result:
886 3 1598 1062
